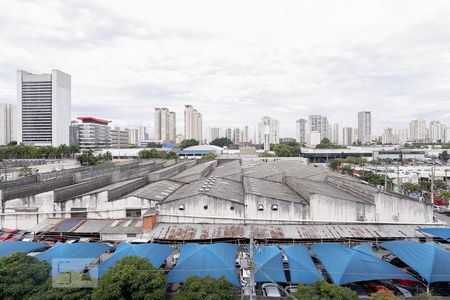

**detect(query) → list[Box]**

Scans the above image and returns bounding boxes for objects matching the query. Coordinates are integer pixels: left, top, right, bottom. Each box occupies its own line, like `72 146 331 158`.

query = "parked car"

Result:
0 229 19 242
6 230 29 241
262 283 282 297
21 232 36 242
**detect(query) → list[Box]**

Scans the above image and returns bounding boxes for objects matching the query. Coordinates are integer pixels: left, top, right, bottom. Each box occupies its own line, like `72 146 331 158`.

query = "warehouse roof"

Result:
243 177 307 204
99 218 143 234
126 180 184 202
171 160 216 183
165 177 244 203
242 162 284 181
210 160 242 179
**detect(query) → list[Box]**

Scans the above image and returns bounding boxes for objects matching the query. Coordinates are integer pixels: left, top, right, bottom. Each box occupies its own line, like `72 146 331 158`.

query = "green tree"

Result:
0 253 50 300
202 152 217 160
179 139 199 149
439 190 450 199
292 281 358 300
138 149 178 159
434 180 447 191
29 272 92 300
328 159 343 171
210 137 233 147
146 142 161 148
92 256 166 300
273 144 292 157
259 151 274 157
438 150 449 163
173 275 238 300
370 290 398 300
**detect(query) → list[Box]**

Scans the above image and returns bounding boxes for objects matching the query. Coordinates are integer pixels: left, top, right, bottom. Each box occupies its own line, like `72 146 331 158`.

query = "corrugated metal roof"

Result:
29 218 63 233
150 223 429 241
99 218 143 234
171 160 216 183
51 219 84 232
127 180 184 201
73 219 111 233
243 177 307 204
210 160 242 178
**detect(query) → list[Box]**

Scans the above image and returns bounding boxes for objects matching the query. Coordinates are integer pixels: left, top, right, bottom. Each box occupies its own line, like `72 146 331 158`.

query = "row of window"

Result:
177 204 279 211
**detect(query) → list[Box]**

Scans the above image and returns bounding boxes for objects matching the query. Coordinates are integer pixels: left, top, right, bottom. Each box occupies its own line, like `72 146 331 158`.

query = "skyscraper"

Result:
17 70 71 146
184 105 202 142
308 115 328 141
258 116 280 150
358 111 372 144
206 127 222 143
233 127 240 144
429 121 446 143
295 119 307 144
331 123 341 145
410 119 427 143
0 103 16 145
154 107 176 143
342 127 358 146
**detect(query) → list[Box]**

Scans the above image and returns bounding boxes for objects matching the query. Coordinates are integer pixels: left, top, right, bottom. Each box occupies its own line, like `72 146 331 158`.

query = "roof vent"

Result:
199 188 205 192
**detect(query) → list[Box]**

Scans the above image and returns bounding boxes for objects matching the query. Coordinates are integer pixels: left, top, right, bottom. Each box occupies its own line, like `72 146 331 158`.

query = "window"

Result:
178 204 185 211
230 206 235 211
203 205 208 210
126 209 141 218
70 208 87 218
257 204 264 211
271 204 279 211
126 233 137 238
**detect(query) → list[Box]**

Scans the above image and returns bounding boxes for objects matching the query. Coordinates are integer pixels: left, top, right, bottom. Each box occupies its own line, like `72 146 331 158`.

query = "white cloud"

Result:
0 0 449 136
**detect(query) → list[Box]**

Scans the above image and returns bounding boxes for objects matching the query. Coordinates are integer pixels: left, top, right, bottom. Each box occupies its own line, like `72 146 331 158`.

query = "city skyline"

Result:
0 0 450 137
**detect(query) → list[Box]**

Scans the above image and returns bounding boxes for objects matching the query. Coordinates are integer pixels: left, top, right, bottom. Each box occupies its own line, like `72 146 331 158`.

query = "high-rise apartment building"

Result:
330 123 341 145
410 119 427 143
342 127 358 146
240 125 250 144
17 70 71 146
257 116 279 150
0 103 17 145
225 128 232 141
295 119 307 144
128 128 139 146
70 117 111 151
184 105 202 142
394 128 410 144
429 121 446 143
154 108 176 143
382 128 396 144
233 128 240 144
358 111 371 144
111 127 129 148
206 127 222 144
308 115 328 141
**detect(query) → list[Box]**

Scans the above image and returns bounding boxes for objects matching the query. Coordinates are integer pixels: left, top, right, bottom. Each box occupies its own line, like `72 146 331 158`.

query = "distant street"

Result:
435 213 450 226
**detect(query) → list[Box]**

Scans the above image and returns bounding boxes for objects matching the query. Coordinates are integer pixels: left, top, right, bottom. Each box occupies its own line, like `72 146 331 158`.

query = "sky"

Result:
0 0 450 138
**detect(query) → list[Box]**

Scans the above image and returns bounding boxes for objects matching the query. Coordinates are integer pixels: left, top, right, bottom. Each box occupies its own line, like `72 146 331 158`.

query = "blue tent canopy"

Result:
36 242 111 275
92 243 174 278
0 241 49 258
354 244 379 258
253 245 286 283
167 243 239 286
281 245 322 284
419 228 450 242
381 241 450 284
312 244 416 285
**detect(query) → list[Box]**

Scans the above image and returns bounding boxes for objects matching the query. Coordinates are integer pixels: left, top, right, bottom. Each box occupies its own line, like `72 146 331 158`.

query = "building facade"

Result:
17 70 71 146
358 111 372 144
308 115 328 141
184 105 202 142
0 103 16 145
257 116 280 150
410 119 427 143
154 108 176 143
295 119 307 144
70 117 111 152
111 128 129 148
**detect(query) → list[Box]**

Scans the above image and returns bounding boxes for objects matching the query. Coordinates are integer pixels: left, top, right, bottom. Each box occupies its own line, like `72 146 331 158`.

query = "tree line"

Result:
0 144 80 160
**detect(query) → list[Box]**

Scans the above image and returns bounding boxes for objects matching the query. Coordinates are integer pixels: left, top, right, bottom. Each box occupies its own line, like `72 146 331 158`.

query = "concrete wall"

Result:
309 195 376 222
374 193 433 223
158 195 245 224
245 194 310 224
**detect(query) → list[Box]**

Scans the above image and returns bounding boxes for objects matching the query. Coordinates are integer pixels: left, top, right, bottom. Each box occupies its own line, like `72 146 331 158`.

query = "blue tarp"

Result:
354 244 379 258
92 243 174 278
253 245 286 283
35 242 111 275
167 243 239 286
381 241 450 284
419 228 450 242
0 241 49 258
281 245 322 284
312 244 416 285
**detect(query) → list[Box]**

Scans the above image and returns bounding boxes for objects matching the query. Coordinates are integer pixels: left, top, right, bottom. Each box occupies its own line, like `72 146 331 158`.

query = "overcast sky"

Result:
1 0 449 137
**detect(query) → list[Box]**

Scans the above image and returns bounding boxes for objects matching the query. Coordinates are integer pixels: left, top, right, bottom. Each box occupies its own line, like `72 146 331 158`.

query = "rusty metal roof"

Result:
150 223 429 241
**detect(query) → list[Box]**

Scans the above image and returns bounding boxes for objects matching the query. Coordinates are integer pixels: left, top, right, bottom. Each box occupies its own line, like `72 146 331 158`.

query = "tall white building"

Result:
233 128 240 144
17 70 71 146
358 111 372 144
184 105 202 142
258 116 279 150
342 127 358 146
206 127 222 144
128 128 139 146
410 119 427 143
394 128 410 144
308 115 328 141
330 123 341 145
0 103 17 145
154 108 176 143
241 125 250 144
382 128 396 144
295 119 307 144
225 128 233 141
429 121 446 143
138 126 147 143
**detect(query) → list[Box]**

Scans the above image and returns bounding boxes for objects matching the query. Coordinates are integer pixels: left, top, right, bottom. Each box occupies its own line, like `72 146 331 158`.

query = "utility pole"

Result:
249 226 255 300
384 165 387 190
431 166 435 204
396 164 400 192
